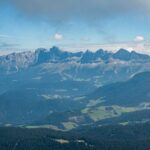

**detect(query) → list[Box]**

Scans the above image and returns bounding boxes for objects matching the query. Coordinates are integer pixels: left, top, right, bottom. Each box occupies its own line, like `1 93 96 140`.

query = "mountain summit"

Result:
0 47 150 76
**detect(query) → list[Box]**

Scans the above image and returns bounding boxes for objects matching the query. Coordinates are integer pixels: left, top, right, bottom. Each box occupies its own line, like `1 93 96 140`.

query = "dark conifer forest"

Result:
1 123 150 150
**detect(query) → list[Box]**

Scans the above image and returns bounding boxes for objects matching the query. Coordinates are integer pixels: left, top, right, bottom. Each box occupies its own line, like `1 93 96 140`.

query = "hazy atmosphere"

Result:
1 1 150 150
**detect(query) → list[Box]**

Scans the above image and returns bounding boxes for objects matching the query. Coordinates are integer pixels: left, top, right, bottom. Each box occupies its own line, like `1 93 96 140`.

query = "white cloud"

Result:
54 33 63 41
134 36 145 42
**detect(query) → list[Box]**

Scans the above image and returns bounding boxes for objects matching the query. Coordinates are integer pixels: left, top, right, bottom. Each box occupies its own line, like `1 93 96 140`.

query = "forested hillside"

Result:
1 123 150 150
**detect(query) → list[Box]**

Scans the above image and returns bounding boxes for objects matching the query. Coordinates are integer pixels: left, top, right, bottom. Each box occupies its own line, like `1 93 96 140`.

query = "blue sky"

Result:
0 0 150 54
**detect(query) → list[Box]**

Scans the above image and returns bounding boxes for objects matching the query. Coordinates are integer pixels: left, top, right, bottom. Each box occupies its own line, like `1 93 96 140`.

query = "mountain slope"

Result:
87 71 150 106
32 71 150 129
77 71 150 126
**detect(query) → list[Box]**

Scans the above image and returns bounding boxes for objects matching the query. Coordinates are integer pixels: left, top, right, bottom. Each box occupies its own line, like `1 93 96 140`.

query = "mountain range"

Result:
1 47 150 74
0 47 150 130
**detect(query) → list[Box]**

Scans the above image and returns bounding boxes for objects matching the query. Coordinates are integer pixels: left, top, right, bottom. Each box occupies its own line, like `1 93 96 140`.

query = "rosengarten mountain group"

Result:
0 46 150 130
